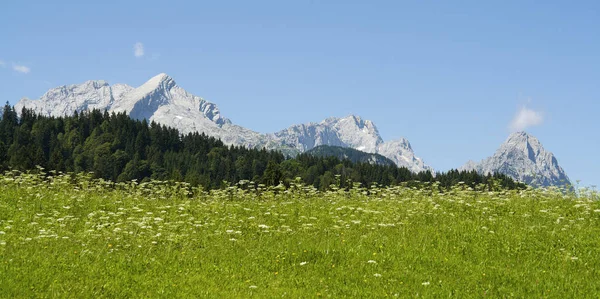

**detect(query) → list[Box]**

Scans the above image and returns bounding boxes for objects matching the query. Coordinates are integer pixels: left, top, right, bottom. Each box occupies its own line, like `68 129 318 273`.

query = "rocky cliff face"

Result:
15 73 432 173
461 131 571 188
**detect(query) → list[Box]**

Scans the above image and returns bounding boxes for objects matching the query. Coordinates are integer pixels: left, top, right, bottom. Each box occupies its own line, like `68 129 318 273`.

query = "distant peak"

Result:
340 114 376 128
140 73 176 91
508 131 530 138
80 79 110 88
149 73 174 84
506 131 541 146
387 137 412 149
347 114 361 121
153 73 171 80
344 114 365 122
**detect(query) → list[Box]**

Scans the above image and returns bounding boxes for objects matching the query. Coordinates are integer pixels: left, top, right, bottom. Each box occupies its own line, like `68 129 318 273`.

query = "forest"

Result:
0 104 525 190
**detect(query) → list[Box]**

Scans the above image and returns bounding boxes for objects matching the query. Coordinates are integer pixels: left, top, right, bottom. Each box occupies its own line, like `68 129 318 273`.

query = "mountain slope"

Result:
15 73 431 173
305 145 397 166
267 115 431 172
461 131 571 188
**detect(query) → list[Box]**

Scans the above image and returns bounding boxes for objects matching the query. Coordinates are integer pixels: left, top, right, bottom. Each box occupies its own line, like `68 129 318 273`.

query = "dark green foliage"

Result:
305 145 396 166
0 105 526 191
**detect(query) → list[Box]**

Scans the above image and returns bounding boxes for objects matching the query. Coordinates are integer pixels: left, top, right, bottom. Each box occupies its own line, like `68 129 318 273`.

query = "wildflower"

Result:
374 273 382 277
422 281 430 286
300 261 308 266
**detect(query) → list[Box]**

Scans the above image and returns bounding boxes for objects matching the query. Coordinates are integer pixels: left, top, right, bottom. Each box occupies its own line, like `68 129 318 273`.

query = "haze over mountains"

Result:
15 73 572 187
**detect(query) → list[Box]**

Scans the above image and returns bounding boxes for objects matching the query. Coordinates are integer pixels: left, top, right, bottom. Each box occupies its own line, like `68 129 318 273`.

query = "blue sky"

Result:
1 1 599 187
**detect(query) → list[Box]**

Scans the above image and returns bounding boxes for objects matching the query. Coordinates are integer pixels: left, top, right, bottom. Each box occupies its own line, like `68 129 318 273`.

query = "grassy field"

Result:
0 172 599 298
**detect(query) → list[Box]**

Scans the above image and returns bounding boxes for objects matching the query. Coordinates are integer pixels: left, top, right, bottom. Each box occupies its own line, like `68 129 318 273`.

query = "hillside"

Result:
306 145 396 166
0 173 597 297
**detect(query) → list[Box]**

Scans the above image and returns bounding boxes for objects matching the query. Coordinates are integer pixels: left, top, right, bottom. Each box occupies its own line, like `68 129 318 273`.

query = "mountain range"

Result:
305 145 397 166
15 73 571 187
15 73 430 173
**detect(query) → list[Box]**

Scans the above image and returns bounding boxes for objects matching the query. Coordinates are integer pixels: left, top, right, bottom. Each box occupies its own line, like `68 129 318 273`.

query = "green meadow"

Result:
1 172 599 298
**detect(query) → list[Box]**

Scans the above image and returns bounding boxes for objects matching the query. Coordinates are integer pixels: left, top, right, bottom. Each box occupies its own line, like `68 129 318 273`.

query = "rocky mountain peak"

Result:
79 80 110 89
506 130 540 148
461 132 571 188
143 73 176 91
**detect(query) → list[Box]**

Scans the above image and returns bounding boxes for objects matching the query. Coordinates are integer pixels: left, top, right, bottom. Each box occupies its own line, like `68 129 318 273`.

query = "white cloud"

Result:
509 106 543 132
134 42 145 57
12 64 31 74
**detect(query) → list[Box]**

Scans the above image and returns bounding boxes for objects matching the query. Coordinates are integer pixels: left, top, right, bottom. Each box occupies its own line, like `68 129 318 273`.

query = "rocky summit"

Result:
461 131 572 188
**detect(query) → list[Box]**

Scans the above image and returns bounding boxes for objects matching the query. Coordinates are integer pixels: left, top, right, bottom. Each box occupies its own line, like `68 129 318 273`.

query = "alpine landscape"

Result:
1 1 599 297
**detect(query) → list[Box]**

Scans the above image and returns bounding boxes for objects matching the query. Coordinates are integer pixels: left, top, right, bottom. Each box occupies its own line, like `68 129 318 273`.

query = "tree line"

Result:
0 104 526 190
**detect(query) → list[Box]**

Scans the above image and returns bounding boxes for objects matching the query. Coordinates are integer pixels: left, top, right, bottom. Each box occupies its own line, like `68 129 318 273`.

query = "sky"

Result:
1 1 599 187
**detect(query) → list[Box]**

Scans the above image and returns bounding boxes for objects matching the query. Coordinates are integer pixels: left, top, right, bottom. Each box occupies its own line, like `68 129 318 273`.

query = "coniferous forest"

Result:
0 104 525 190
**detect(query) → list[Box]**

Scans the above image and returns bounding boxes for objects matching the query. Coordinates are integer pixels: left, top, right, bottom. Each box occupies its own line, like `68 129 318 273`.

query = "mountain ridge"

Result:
15 73 433 173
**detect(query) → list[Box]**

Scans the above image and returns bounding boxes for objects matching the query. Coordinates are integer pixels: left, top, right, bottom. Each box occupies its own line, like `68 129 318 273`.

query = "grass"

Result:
0 172 599 298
